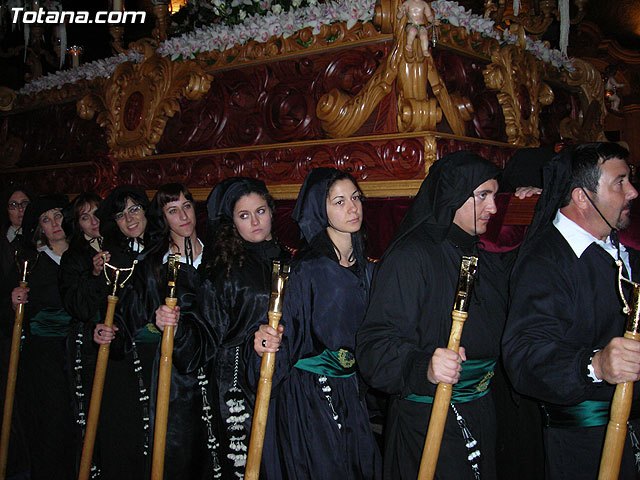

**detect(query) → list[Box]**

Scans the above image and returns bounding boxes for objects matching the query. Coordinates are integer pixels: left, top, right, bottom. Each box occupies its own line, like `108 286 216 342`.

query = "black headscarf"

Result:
292 168 340 243
383 151 499 260
517 147 573 260
292 167 368 269
206 177 270 231
21 194 69 248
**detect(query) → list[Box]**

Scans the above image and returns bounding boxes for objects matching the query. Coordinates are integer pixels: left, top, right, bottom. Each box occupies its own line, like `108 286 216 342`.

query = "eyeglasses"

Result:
8 200 30 211
114 204 143 221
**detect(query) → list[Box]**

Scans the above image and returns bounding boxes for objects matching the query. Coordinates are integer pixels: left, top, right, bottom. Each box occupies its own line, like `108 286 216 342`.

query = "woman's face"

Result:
40 208 66 243
115 197 147 239
326 178 363 234
78 202 101 238
7 190 30 229
233 192 273 243
163 192 196 239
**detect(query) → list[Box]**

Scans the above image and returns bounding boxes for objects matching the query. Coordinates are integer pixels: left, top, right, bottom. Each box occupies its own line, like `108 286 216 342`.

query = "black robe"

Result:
0 229 30 477
116 252 211 480
502 225 640 479
356 225 510 480
85 237 158 480
173 239 290 479
246 232 382 480
10 250 76 480
59 237 109 450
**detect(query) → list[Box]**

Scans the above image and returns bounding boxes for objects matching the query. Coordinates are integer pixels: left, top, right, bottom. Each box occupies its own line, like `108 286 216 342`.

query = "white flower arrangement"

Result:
430 0 574 70
18 50 145 95
18 0 572 97
158 0 374 60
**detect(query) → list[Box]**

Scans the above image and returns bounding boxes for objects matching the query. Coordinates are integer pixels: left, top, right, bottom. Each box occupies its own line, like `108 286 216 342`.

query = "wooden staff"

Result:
244 260 290 480
417 255 479 480
0 257 35 480
598 261 640 480
78 259 138 480
151 254 181 480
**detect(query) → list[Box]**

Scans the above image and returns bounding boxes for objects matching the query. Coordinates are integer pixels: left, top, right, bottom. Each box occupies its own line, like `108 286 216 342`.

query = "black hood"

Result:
384 150 500 257
291 167 339 243
516 147 573 260
206 177 269 232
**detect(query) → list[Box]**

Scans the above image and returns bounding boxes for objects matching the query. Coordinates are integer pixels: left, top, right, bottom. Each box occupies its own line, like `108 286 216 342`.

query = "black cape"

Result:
502 146 640 479
246 232 382 480
357 151 506 479
116 252 212 480
173 239 290 478
11 250 76 479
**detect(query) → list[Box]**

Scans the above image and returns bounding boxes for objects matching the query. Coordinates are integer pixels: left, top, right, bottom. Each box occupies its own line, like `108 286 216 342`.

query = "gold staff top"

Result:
452 256 478 313
102 255 138 296
166 254 181 300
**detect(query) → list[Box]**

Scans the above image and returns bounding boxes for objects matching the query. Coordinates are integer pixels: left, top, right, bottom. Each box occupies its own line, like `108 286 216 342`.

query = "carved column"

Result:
317 0 467 138
483 44 554 146
559 58 607 143
152 1 169 43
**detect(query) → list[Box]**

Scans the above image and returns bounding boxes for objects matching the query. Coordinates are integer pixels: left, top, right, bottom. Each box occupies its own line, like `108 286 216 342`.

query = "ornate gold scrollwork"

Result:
483 44 553 146
424 134 437 172
317 0 467 138
77 54 211 159
558 58 607 143
0 87 16 112
503 1 557 37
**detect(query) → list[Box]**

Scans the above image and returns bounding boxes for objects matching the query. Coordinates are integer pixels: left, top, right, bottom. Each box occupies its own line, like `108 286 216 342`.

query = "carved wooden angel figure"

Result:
604 65 625 113
397 0 439 56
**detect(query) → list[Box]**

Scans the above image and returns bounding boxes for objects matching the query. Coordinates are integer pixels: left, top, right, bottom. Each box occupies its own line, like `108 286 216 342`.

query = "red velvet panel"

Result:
195 194 640 260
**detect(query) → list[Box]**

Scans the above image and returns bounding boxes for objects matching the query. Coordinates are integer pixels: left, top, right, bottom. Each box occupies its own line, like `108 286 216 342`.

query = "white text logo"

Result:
11 8 146 24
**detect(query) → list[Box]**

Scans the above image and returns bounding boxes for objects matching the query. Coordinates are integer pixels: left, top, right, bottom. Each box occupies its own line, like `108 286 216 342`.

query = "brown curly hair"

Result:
202 190 276 280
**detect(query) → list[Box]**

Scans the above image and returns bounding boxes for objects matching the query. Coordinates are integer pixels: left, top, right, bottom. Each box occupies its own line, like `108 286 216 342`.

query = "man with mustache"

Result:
357 151 507 479
503 142 640 479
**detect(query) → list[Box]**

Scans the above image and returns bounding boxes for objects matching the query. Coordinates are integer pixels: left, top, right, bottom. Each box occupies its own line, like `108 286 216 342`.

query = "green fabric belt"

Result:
294 349 356 378
542 400 640 428
30 308 72 337
405 359 496 404
542 400 609 428
134 322 161 343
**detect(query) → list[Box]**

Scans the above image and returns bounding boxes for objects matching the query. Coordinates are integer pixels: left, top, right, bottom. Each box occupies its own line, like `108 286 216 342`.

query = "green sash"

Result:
30 308 72 337
294 349 356 378
542 400 640 428
134 322 162 343
405 359 496 404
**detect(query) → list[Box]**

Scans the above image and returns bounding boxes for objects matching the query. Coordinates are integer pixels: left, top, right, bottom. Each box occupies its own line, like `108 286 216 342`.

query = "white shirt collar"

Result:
553 210 632 278
130 238 144 253
6 225 20 243
162 237 203 269
37 245 62 265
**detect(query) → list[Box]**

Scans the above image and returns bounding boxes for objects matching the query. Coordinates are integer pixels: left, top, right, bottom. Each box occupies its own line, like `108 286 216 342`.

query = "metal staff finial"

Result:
615 260 640 336
430 21 439 47
14 250 40 283
616 259 639 316
102 254 138 296
166 254 181 299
